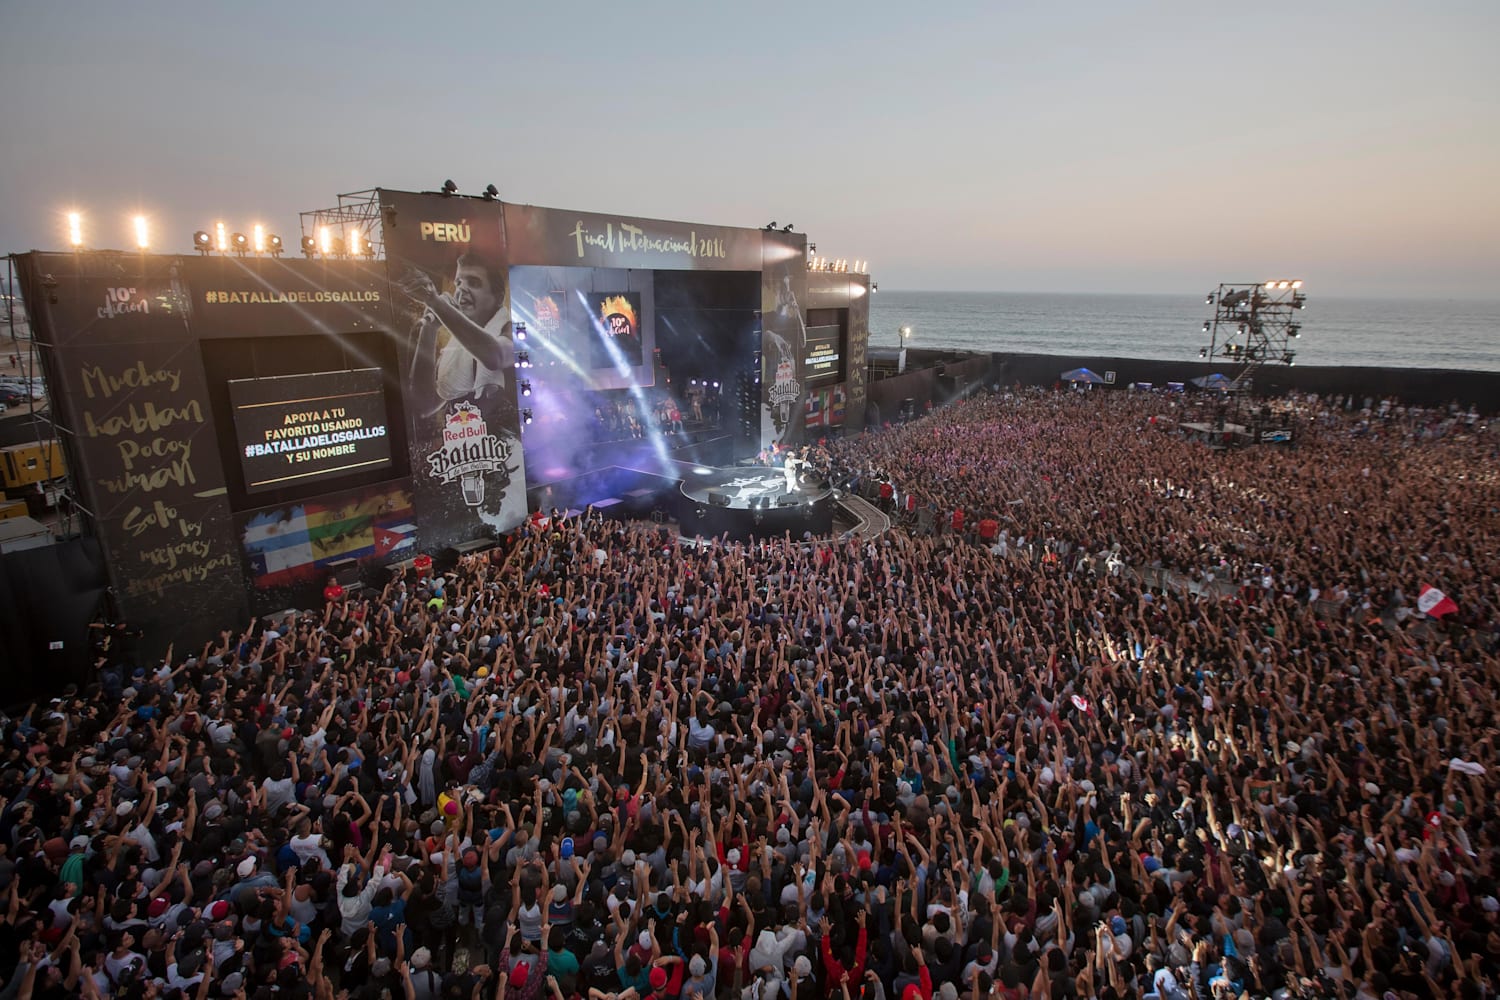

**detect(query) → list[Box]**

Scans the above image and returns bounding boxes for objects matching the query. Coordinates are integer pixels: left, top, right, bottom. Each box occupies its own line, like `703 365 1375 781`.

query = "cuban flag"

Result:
373 522 417 558
1417 584 1458 618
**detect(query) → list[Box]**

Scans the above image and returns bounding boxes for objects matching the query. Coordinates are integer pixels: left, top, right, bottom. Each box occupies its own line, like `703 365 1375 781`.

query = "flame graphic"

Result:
599 295 638 334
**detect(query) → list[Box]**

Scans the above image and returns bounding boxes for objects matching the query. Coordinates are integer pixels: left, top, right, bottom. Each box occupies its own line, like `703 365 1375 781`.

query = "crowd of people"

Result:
1 387 1497 1000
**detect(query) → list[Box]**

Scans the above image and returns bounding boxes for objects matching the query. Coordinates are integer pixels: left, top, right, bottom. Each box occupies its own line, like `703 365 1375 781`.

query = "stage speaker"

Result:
707 491 731 507
326 558 360 587
777 495 800 507
448 538 497 561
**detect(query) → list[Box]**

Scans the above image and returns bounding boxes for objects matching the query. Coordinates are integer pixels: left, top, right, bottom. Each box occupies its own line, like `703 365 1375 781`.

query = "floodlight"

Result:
441 179 458 196
319 227 333 256
482 184 499 201
253 225 266 254
267 234 283 257
522 408 533 425
67 212 83 247
514 321 527 341
231 232 249 254
301 235 317 257
133 215 149 250
215 222 228 252
520 380 532 397
193 230 212 254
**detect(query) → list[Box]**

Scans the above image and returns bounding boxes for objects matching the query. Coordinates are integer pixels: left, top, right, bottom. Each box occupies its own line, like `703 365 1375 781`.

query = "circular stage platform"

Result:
676 466 835 541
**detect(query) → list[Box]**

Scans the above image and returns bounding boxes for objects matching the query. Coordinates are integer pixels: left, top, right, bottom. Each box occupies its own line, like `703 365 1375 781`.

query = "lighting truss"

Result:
298 189 383 259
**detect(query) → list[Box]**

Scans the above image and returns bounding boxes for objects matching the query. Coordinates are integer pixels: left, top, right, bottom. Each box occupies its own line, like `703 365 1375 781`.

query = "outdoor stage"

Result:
676 466 835 541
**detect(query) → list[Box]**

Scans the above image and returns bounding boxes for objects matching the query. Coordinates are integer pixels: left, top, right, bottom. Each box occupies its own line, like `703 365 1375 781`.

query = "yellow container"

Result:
0 440 65 488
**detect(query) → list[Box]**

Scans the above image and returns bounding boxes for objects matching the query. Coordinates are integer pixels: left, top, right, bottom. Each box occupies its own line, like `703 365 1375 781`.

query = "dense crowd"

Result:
2 388 1497 1000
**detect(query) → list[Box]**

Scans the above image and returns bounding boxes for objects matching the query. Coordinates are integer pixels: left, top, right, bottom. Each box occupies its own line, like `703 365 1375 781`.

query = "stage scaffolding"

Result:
298 189 385 259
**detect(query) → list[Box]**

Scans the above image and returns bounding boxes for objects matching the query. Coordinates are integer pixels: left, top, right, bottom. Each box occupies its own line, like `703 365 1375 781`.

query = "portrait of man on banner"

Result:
394 231 524 533
402 252 515 415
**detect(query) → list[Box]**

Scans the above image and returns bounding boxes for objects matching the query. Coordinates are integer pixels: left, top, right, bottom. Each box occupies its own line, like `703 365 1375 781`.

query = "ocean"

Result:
868 291 1500 372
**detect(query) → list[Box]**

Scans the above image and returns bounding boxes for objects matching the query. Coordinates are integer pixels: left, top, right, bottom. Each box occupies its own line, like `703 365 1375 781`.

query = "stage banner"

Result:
175 256 390 338
378 190 528 547
505 204 763 271
760 230 809 451
236 480 416 616
845 277 870 433
14 253 246 653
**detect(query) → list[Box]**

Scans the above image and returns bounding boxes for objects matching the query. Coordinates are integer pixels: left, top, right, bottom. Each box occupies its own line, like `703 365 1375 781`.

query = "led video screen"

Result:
229 368 392 494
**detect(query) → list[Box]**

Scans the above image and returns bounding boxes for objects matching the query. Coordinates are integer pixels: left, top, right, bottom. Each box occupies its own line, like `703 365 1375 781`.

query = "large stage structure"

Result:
11 189 872 659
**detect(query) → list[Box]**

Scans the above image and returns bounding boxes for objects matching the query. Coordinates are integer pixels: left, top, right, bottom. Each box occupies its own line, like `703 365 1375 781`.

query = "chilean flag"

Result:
1417 584 1458 619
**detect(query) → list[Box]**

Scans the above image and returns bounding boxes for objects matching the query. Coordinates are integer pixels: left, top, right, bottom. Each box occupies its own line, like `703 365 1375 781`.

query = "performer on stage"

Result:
784 450 802 493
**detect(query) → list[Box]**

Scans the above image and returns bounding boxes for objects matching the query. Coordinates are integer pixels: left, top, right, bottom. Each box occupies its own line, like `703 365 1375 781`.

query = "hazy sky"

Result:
2 1 1496 297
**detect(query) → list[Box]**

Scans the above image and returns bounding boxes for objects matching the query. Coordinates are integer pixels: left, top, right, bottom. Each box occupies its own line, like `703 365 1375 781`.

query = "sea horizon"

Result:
867 289 1500 372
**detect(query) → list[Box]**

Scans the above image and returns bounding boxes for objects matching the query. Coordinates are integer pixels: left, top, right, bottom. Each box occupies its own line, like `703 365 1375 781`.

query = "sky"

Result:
1 1 1496 298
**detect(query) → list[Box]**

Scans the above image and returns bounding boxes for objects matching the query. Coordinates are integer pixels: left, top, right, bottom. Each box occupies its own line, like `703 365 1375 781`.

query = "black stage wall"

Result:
986 352 1500 411
869 348 1500 417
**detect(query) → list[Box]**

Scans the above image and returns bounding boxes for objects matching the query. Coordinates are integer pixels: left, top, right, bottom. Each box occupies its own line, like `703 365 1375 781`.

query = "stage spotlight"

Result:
67 211 83 247
712 381 720 389
1282 352 1296 366
522 408 533 425
514 322 527 341
319 226 333 256
1288 323 1301 338
267 234 283 257
441 179 458 196
348 230 363 257
231 232 249 254
782 223 793 232
766 221 777 230
301 235 317 257
1292 293 1306 310
515 350 530 369
215 221 228 253
1205 293 1215 304
252 224 266 254
1202 321 1210 333
482 184 499 201
808 243 816 253
519 380 532 397
133 215 149 250
871 282 878 292
1199 348 1208 358
1291 280 1303 289
193 230 212 254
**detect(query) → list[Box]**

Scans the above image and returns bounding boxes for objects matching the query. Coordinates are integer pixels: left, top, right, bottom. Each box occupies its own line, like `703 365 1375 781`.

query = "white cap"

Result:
236 857 257 878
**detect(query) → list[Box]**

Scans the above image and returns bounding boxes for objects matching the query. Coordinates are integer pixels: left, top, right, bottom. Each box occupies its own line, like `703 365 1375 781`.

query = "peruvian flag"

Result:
1071 695 1094 717
1417 585 1458 619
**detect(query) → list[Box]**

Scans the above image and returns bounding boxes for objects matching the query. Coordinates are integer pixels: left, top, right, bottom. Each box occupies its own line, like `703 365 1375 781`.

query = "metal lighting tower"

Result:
1198 281 1307 393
